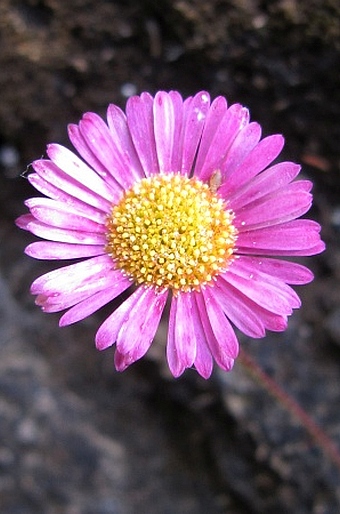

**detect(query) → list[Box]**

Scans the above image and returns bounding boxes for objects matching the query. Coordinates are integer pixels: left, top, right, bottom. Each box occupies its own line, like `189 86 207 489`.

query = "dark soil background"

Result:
1 1 340 513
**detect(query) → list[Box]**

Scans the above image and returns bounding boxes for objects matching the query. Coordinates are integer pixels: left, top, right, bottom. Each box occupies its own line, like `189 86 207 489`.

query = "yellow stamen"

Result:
106 173 237 293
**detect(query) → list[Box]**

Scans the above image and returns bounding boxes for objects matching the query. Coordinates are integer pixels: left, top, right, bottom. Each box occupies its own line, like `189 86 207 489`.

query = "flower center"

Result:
106 173 237 293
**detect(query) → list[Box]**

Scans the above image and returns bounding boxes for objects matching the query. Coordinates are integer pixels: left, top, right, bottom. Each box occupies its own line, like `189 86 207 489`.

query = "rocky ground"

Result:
1 1 340 513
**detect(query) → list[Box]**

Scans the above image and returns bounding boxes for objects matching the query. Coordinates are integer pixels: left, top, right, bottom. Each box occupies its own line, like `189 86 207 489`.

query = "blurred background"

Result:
0 1 340 512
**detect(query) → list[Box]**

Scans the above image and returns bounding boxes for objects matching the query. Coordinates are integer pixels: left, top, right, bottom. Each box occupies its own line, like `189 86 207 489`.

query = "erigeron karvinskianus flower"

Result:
16 91 325 378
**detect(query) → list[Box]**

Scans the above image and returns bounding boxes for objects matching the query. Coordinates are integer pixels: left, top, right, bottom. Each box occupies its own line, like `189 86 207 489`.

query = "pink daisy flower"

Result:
16 91 325 378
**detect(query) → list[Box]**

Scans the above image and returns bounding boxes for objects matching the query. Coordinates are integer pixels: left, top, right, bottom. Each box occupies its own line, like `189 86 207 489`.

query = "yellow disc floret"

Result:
106 173 237 293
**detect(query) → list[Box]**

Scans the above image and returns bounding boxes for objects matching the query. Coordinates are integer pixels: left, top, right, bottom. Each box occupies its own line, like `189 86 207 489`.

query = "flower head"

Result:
16 91 325 378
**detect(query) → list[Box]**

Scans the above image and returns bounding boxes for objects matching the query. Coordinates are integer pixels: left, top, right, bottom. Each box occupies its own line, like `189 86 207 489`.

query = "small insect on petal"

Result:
209 170 222 193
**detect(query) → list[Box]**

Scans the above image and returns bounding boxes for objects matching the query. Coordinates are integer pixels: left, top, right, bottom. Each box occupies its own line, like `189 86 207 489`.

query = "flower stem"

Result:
238 348 340 472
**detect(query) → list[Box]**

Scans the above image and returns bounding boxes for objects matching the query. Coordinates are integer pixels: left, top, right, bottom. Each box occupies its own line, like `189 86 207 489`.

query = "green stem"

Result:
238 348 340 472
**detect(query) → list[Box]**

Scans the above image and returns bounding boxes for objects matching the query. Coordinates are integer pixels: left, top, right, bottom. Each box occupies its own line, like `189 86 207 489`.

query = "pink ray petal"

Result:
227 162 301 211
196 103 250 182
116 288 168 361
79 112 137 190
106 103 145 180
213 278 266 337
268 243 325 257
236 219 325 256
59 277 131 326
167 91 185 172
37 288 99 313
96 287 167 353
179 91 211 175
153 91 181 172
221 258 300 315
68 121 123 192
47 144 117 202
195 291 236 372
16 214 107 246
30 254 115 295
193 95 228 177
126 92 159 176
218 122 262 189
226 134 285 194
78 114 126 184
28 174 109 224
215 276 289 334
36 268 126 313
166 292 197 377
167 296 185 378
236 256 314 285
232 256 302 309
30 161 114 213
200 287 239 359
95 286 149 350
114 349 134 372
192 293 214 378
24 241 104 260
234 182 313 231
199 287 238 362
25 198 106 233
